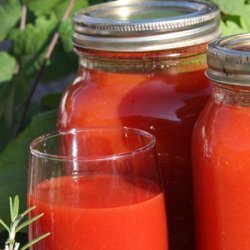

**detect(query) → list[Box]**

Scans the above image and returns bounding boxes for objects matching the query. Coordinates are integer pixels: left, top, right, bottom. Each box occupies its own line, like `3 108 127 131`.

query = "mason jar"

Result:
58 1 220 249
192 33 250 250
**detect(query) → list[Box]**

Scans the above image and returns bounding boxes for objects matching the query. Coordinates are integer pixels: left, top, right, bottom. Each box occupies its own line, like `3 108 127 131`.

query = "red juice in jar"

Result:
192 34 250 250
58 1 220 249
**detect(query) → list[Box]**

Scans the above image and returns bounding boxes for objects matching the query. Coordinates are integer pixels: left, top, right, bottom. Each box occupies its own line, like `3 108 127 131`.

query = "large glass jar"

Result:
192 33 250 249
58 1 220 249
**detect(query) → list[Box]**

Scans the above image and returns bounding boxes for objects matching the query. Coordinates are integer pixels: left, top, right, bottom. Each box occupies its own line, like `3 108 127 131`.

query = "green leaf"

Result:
24 0 61 16
0 218 10 233
10 14 59 76
220 20 245 36
0 0 21 41
241 6 250 32
25 0 88 18
53 0 88 19
212 0 245 15
13 196 20 221
20 232 50 250
16 213 44 233
40 93 62 109
0 75 34 140
0 52 16 83
41 43 78 83
4 82 16 128
59 19 73 52
0 110 57 228
0 83 9 121
88 0 104 5
20 206 36 218
0 119 9 151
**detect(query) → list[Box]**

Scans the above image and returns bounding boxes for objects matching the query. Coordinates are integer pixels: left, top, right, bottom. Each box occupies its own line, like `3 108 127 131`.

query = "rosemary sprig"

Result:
0 196 50 250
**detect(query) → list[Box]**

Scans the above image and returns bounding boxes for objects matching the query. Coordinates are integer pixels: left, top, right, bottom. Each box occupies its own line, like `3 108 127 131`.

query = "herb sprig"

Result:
0 196 49 250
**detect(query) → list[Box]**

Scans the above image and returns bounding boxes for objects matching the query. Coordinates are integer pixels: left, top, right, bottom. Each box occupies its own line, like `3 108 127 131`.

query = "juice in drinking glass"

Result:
28 128 168 250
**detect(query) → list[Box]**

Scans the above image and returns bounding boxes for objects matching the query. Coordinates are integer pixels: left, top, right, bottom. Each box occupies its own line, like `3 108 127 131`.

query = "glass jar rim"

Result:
30 127 156 162
206 33 250 86
73 0 220 52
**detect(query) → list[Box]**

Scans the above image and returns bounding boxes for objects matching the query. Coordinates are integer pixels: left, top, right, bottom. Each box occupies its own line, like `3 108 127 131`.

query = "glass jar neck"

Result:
75 44 208 73
213 84 250 107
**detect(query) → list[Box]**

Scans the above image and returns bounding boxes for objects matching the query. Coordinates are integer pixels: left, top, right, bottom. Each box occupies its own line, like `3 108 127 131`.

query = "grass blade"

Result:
20 206 36 218
9 197 14 221
12 206 37 229
13 196 19 220
0 218 10 232
16 213 44 232
20 232 50 250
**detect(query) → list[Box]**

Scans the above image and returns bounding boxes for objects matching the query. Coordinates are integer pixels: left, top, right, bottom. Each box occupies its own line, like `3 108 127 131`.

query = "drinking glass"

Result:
28 127 168 250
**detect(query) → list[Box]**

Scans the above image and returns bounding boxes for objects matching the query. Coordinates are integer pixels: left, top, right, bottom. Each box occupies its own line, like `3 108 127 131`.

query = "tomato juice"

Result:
58 53 210 248
58 1 220 248
192 93 250 250
192 34 250 249
29 175 168 250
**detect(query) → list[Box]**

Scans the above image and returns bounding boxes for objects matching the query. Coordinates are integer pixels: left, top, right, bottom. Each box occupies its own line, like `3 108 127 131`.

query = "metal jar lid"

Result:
73 0 220 52
206 33 250 86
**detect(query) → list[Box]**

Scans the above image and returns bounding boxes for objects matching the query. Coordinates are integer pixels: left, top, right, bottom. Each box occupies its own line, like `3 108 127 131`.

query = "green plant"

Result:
0 196 49 250
0 0 97 229
213 0 250 35
0 0 250 242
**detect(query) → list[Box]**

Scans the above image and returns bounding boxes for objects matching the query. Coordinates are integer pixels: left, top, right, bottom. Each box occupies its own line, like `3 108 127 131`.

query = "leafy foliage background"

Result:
0 0 250 235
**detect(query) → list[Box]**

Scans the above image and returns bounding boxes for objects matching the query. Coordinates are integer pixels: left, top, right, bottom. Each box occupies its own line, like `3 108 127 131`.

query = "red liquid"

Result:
192 99 250 249
29 175 168 250
59 64 210 249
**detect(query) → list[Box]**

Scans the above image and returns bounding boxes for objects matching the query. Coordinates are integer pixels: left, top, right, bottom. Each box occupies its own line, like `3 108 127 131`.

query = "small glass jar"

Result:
58 1 220 249
192 33 250 249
